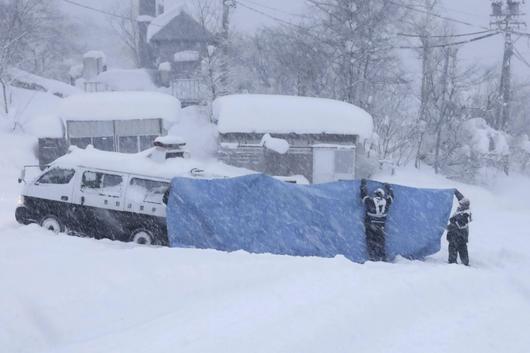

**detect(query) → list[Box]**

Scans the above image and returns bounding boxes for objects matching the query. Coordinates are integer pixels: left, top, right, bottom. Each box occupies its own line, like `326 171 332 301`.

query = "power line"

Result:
397 29 495 39
61 0 165 27
62 0 129 20
237 0 309 19
396 31 501 50
387 0 490 30
513 46 530 69
236 0 499 51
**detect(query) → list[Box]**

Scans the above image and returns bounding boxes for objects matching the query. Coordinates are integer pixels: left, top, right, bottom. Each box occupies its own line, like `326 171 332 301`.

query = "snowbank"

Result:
94 69 157 91
8 68 81 97
213 94 374 138
5 87 64 138
59 91 181 125
463 118 510 156
53 146 251 181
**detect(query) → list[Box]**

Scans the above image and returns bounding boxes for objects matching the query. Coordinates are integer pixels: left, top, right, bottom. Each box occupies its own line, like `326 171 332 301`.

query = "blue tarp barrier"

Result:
166 174 454 263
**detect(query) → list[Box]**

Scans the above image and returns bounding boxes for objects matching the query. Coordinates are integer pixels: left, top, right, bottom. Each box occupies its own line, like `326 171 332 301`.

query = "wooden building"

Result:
137 0 214 106
215 95 373 184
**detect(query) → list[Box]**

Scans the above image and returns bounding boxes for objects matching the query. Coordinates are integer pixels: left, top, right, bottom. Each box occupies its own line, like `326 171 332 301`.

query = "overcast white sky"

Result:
61 0 530 79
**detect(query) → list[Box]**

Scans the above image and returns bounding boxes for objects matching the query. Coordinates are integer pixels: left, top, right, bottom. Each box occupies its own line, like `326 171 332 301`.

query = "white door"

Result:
313 147 336 184
24 167 76 203
74 170 126 211
334 148 356 181
312 146 356 184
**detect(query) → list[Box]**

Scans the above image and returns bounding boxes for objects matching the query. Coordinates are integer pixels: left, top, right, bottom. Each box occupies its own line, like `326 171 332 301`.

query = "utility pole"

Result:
491 0 526 131
415 0 436 169
219 0 236 95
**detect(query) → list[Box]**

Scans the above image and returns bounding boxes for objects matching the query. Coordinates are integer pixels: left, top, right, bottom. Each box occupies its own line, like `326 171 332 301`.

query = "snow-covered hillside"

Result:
0 131 529 353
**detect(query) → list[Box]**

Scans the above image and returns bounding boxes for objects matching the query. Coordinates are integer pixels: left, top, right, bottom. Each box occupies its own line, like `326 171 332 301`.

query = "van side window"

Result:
38 168 75 184
128 178 169 204
82 171 123 197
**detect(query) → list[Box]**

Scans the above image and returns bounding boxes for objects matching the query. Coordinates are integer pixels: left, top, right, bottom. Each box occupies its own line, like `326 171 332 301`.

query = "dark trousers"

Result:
448 239 469 266
366 224 386 262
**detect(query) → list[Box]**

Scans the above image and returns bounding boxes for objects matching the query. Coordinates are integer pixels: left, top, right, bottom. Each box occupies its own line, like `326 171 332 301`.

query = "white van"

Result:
14 142 248 245
16 163 172 245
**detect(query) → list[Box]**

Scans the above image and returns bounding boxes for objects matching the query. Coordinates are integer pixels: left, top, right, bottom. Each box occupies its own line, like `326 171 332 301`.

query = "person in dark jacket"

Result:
447 190 472 266
360 179 394 262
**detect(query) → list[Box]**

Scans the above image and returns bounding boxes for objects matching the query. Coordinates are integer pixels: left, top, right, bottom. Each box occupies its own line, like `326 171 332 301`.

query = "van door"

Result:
73 170 127 239
125 177 169 218
75 170 126 211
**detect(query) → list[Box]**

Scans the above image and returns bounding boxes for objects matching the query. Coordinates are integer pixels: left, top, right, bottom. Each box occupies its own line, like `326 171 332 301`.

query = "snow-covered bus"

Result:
15 142 250 245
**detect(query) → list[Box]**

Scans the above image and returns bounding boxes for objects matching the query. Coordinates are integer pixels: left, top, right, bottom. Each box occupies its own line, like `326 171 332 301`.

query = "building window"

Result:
119 136 139 153
93 137 115 151
140 135 157 151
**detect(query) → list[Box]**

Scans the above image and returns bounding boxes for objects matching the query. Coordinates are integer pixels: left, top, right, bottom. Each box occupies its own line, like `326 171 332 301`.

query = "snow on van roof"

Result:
53 146 252 180
213 94 373 138
59 91 181 123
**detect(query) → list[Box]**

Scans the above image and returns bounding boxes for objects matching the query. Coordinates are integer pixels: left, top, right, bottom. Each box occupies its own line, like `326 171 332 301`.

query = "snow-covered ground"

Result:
1 129 529 353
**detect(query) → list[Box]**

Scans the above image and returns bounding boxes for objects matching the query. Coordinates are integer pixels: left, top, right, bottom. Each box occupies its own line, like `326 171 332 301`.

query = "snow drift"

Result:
167 175 454 262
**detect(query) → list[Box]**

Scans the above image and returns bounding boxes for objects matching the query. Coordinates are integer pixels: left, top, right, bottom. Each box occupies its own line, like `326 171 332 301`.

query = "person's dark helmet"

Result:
374 188 385 198
459 198 470 210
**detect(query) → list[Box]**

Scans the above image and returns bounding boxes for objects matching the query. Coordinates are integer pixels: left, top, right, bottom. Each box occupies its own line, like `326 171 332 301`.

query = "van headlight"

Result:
17 195 25 206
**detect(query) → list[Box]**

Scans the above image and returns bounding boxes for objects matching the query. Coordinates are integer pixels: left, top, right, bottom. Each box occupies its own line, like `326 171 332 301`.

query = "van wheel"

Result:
130 229 154 245
40 215 64 234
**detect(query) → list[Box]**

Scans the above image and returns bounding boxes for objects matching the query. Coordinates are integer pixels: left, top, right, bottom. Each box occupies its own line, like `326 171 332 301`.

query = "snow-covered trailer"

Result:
214 94 374 184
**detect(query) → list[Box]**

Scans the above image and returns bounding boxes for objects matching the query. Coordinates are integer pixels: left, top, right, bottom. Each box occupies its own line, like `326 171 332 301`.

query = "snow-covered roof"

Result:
59 92 181 123
53 146 252 180
83 50 106 62
213 94 374 138
147 5 212 43
159 62 171 71
174 50 200 62
94 69 157 91
155 135 186 146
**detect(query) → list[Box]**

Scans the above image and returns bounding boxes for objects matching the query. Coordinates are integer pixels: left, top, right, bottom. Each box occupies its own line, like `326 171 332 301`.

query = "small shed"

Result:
59 91 181 154
214 94 373 184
